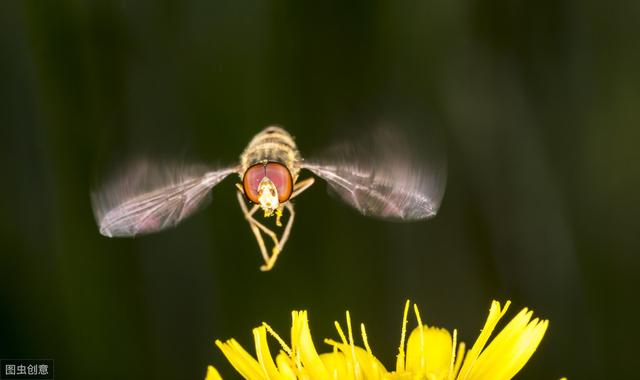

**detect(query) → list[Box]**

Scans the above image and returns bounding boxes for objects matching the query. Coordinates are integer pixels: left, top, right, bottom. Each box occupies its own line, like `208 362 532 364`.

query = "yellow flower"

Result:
207 300 553 380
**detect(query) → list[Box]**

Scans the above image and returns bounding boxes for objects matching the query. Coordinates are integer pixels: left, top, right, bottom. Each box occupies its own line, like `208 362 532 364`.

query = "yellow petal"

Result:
467 310 548 380
457 300 510 380
253 326 283 379
216 338 266 380
405 326 453 378
205 365 223 380
291 311 330 379
328 343 387 380
275 353 297 379
319 352 351 379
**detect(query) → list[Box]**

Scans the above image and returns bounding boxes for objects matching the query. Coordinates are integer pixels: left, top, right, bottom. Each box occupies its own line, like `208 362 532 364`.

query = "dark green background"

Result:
1 1 638 379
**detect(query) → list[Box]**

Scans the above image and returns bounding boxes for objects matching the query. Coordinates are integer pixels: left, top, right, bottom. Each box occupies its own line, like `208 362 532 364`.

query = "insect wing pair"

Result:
92 126 445 271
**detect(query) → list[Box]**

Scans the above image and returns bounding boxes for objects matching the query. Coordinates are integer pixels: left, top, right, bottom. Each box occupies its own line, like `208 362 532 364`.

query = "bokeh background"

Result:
1 1 639 379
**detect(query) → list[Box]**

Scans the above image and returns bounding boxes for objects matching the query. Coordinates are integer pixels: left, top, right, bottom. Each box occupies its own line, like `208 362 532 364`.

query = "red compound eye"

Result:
242 162 293 204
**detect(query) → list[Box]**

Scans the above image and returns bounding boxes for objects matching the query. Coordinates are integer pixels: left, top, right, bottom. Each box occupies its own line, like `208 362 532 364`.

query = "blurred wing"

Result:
303 129 446 221
91 161 236 237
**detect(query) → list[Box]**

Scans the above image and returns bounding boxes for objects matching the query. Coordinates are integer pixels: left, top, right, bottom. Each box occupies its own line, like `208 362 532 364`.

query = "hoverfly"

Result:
92 126 445 271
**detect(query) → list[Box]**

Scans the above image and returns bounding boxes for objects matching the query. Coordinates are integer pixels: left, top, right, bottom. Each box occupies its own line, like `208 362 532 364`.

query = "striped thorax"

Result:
239 126 302 182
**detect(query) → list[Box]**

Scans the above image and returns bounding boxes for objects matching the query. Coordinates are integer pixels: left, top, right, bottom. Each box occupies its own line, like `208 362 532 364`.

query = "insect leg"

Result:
244 207 283 252
235 183 281 245
258 177 310 270
236 185 286 270
261 201 295 271
236 188 271 263
290 177 315 200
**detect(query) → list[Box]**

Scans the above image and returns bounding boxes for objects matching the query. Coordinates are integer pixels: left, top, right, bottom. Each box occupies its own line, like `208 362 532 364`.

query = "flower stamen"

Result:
263 322 292 357
334 321 348 346
345 311 361 378
447 329 458 380
414 303 426 372
396 299 411 372
360 323 373 356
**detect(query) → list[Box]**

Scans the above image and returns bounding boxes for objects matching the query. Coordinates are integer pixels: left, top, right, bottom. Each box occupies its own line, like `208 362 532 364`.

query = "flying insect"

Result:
92 126 445 271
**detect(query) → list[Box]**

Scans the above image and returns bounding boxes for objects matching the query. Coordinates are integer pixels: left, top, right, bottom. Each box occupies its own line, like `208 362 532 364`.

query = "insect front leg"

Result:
255 178 311 271
236 187 271 263
235 184 283 271
261 201 295 271
290 177 315 199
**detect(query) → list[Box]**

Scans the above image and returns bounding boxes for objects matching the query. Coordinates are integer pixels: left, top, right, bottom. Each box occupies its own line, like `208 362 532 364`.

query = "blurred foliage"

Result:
1 1 639 379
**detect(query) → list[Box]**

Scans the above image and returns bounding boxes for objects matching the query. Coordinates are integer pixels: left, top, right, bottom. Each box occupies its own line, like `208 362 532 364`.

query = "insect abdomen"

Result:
240 126 301 180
